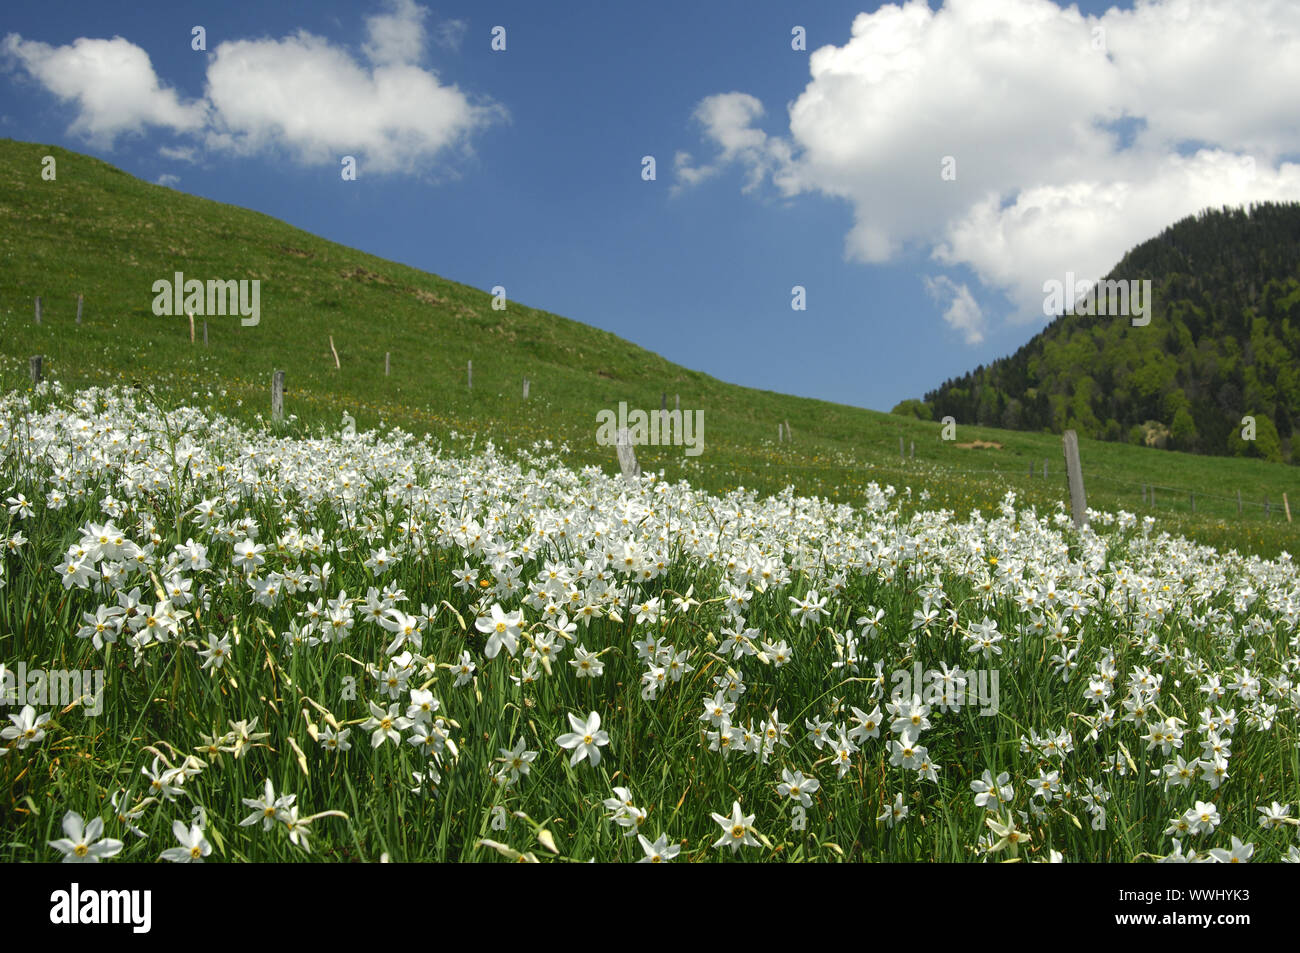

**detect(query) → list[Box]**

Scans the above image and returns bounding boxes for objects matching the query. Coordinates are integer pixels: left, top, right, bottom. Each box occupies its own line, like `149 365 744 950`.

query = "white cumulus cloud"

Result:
923 275 986 345
4 1 503 176
678 0 1300 335
2 34 206 145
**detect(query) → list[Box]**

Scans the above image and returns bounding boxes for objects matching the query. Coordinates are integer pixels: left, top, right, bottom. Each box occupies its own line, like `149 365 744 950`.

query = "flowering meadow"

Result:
1 382 1297 863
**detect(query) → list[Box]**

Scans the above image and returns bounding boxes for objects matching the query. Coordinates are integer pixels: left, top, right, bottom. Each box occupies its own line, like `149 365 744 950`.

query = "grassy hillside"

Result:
1 138 1297 556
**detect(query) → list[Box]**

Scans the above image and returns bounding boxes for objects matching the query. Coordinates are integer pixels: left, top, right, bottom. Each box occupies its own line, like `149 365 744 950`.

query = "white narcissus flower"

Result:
2 705 49 749
555 711 609 766
637 833 680 863
160 820 212 863
475 603 523 659
362 700 412 748
48 811 124 863
711 800 759 852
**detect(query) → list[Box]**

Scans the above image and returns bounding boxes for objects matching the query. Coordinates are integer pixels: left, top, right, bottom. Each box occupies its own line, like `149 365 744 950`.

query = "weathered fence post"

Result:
188 309 195 343
784 420 792 443
1236 489 1242 515
271 370 284 423
615 427 640 481
34 296 41 324
467 360 472 390
384 352 390 376
1043 459 1048 479
1062 430 1087 529
329 335 340 369
778 423 783 443
675 394 680 411
1285 493 1293 524
76 294 83 324
661 392 666 413
522 377 530 399
29 355 42 385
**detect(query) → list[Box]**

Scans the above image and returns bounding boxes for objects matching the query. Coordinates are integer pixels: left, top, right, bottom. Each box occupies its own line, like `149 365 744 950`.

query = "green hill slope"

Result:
1 138 1297 556
914 203 1300 462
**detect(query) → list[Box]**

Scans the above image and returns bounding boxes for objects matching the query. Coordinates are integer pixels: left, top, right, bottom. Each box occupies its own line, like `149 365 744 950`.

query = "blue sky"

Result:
4 0 1299 411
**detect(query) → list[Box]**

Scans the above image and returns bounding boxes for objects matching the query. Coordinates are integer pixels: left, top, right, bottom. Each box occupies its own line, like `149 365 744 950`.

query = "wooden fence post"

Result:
910 440 915 460
785 421 791 443
522 377 530 399
34 296 41 324
1285 493 1293 524
1043 459 1048 479
76 294 83 324
1062 430 1087 528
188 309 195 343
778 423 783 443
385 352 390 376
615 427 640 481
467 360 472 390
272 370 284 423
29 355 42 385
1236 489 1242 515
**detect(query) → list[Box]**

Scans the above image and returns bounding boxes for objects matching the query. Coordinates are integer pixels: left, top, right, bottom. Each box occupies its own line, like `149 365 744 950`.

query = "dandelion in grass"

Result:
48 811 123 863
711 801 760 853
556 711 609 767
160 820 211 863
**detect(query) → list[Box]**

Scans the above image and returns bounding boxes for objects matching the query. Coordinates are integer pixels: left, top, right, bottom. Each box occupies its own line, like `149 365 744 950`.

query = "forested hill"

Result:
903 202 1300 463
